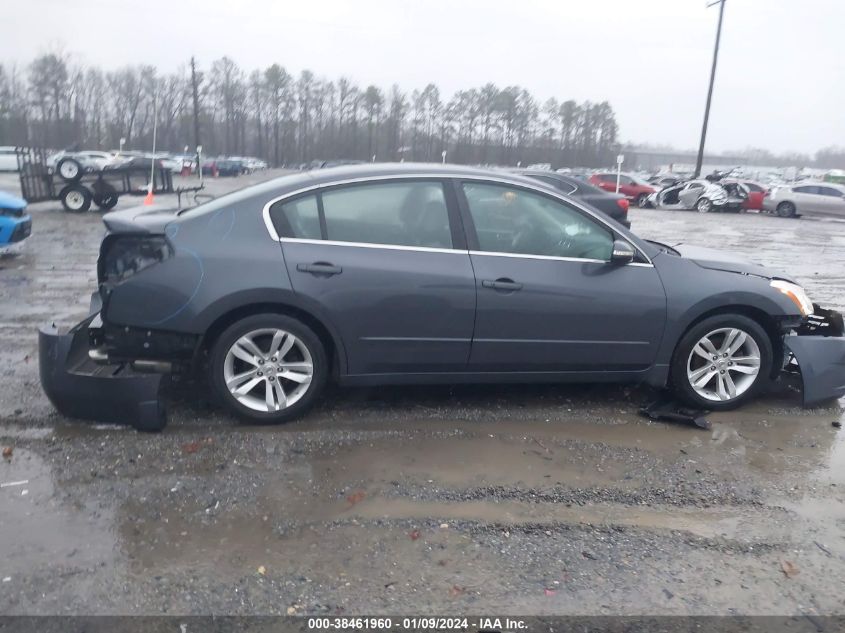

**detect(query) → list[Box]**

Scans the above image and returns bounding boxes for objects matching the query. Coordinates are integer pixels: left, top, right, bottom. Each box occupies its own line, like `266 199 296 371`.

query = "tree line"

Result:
0 53 622 168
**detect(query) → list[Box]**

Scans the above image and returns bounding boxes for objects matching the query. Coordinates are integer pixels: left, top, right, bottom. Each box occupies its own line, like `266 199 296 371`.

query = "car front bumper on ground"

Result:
38 294 168 431
785 306 845 406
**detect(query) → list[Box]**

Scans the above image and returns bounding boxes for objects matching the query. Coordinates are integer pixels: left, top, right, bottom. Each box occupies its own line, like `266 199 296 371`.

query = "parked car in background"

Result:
0 191 31 252
153 154 182 172
513 169 631 227
648 174 683 189
214 159 243 177
202 159 241 177
589 172 656 207
649 179 749 213
723 179 766 211
40 163 845 432
170 154 197 173
763 182 845 218
245 157 268 171
0 146 19 171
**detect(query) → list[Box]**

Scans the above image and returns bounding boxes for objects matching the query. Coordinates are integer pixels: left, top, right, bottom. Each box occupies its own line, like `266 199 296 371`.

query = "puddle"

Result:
306 432 633 490
0 448 116 576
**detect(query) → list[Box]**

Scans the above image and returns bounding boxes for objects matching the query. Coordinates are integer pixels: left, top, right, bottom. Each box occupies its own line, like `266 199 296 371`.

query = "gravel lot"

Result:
0 169 844 616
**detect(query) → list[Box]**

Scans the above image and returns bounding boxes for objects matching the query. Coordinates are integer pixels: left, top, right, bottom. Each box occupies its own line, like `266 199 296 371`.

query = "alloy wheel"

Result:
223 328 314 412
686 327 761 402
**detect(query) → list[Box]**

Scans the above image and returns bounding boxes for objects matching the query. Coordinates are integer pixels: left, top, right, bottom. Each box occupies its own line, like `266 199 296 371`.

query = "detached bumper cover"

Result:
785 335 845 406
39 313 167 430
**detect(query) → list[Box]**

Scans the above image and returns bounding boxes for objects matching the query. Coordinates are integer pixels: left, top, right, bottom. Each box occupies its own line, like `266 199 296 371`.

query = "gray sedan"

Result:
763 182 845 218
39 163 845 430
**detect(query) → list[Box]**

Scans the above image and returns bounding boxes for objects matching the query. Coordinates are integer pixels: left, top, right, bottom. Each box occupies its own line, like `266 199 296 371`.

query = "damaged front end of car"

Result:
783 305 845 406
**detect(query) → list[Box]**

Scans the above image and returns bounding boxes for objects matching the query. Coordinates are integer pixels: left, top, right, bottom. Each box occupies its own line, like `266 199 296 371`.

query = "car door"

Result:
457 180 667 372
272 178 476 375
678 182 706 208
792 185 821 213
594 174 616 193
817 186 845 217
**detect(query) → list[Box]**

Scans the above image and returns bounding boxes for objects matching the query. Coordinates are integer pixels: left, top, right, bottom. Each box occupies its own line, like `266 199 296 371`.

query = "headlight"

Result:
770 279 814 316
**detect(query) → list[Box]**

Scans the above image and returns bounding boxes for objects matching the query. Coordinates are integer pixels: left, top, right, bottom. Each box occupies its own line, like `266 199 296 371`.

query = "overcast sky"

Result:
4 0 843 154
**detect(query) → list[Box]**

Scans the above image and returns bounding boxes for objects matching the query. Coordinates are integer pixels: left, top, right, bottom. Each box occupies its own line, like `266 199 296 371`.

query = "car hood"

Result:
673 244 794 281
102 204 180 234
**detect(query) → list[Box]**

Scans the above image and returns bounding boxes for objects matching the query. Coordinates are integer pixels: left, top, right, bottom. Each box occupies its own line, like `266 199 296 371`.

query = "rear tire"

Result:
59 185 92 213
209 313 328 424
670 314 772 411
696 197 713 213
776 201 796 218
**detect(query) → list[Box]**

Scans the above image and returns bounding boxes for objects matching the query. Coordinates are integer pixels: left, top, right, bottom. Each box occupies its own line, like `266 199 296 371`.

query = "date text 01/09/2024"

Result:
306 617 528 631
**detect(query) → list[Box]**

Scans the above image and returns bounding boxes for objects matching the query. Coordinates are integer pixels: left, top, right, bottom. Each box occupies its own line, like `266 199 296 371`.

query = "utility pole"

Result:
190 57 202 171
694 0 726 178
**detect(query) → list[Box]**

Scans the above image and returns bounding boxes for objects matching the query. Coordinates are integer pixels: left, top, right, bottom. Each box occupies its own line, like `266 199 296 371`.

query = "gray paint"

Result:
98 163 812 391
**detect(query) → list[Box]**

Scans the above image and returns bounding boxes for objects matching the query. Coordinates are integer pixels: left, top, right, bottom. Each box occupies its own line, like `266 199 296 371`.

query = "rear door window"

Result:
818 186 844 197
321 181 453 249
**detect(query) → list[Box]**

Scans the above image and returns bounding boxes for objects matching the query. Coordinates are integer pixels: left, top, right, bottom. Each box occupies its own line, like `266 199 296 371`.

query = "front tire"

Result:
670 314 772 411
636 193 649 208
209 313 328 424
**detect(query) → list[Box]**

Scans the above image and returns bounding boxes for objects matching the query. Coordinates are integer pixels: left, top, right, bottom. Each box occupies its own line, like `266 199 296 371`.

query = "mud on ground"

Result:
1 170 844 615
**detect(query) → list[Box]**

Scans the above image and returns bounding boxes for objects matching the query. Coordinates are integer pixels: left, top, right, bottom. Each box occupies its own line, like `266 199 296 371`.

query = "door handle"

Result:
296 262 342 275
482 278 523 291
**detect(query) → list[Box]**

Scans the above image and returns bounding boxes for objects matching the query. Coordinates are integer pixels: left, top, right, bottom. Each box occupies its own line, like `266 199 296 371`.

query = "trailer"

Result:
16 147 204 212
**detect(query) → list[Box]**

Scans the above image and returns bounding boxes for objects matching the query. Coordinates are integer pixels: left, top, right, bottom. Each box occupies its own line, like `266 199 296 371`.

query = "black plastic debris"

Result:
639 393 711 430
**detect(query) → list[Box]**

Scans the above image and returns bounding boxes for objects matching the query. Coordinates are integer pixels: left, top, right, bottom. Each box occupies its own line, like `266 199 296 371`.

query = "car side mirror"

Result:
610 239 636 265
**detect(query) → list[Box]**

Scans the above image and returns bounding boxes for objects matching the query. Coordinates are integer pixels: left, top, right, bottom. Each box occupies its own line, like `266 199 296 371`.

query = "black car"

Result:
40 163 845 431
512 169 631 228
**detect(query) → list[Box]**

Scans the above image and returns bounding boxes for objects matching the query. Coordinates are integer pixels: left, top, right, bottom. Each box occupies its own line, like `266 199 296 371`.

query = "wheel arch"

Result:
197 300 347 377
673 304 784 378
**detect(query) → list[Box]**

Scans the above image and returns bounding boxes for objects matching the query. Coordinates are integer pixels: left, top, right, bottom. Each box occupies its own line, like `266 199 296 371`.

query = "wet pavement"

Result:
1 170 844 615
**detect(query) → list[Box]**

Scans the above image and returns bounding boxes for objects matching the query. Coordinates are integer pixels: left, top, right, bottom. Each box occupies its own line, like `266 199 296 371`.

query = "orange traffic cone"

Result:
143 189 155 206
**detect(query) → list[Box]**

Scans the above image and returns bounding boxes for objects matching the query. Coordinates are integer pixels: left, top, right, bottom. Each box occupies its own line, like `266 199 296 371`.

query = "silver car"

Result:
764 182 845 218
648 179 748 213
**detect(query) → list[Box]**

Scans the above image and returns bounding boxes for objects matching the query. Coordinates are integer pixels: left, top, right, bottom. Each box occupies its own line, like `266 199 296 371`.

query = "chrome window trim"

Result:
280 236 464 255
260 172 652 264
469 250 654 267
279 238 653 267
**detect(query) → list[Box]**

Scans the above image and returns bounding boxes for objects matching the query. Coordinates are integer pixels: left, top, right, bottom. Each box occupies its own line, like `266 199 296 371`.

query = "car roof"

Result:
180 163 588 219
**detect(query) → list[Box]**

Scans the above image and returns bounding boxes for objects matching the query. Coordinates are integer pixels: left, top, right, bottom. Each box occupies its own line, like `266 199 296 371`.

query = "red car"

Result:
589 173 656 207
723 179 766 211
